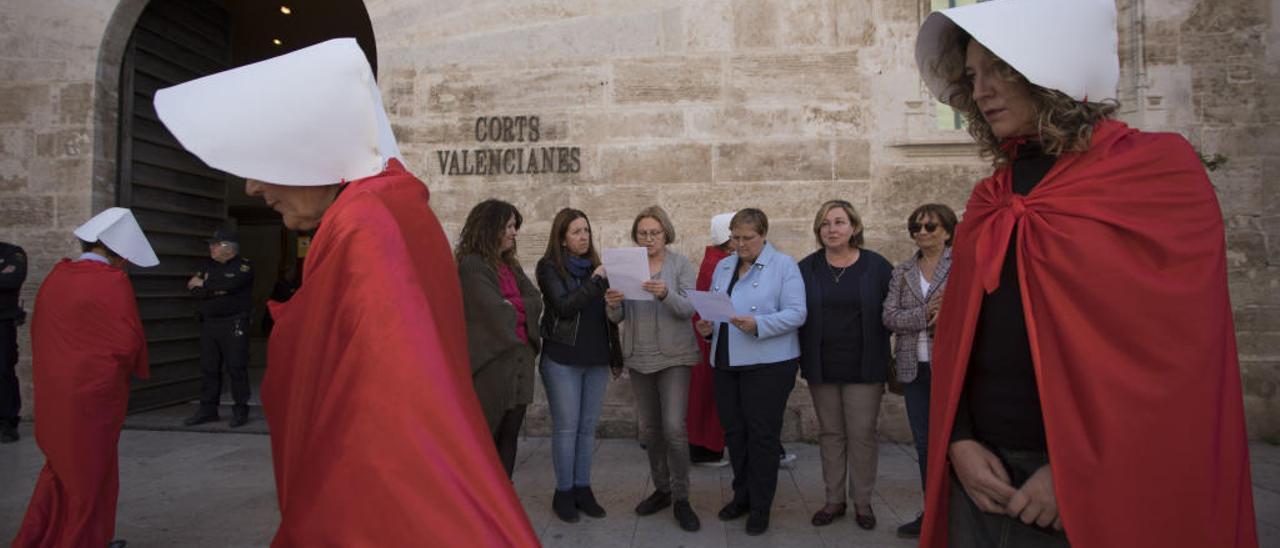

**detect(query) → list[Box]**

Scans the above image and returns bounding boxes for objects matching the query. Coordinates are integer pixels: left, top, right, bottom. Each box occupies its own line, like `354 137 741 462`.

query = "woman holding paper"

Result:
536 207 618 524
796 199 893 530
604 205 703 532
694 208 806 536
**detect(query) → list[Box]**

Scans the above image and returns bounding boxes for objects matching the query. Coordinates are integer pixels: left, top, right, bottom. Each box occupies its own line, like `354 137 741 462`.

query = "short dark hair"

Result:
907 203 959 246
729 208 768 237
543 208 600 279
455 199 523 269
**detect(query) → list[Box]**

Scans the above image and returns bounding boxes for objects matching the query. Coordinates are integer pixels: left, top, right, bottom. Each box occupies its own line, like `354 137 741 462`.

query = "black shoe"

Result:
0 424 18 444
552 489 579 523
897 513 923 538
182 413 220 427
230 411 249 428
635 489 672 516
107 540 127 548
745 511 769 535
674 499 700 532
717 500 749 521
573 485 606 518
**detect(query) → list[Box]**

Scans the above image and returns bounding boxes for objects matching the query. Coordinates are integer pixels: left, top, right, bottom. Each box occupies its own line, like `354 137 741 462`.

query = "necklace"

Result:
827 261 849 284
826 248 859 284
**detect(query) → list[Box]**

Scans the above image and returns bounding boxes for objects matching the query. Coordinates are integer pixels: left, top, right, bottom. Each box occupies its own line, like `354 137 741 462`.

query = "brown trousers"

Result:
809 382 883 505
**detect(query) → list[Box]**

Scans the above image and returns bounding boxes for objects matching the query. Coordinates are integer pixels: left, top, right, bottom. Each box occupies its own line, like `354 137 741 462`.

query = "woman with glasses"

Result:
536 207 617 524
882 203 956 538
796 200 893 531
694 208 806 536
605 205 703 532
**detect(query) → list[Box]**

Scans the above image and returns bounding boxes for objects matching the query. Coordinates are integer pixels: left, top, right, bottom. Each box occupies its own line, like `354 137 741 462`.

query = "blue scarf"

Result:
566 255 593 279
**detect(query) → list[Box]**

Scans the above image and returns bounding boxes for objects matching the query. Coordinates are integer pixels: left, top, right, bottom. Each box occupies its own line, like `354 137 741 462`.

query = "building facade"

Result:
1 0 1276 441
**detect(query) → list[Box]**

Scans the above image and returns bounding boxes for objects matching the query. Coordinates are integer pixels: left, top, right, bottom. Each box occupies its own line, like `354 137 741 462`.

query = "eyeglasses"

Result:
636 230 664 241
908 222 939 235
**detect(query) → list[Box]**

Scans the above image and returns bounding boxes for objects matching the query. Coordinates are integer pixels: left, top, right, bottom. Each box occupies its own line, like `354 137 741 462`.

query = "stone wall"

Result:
0 0 1275 442
0 0 147 419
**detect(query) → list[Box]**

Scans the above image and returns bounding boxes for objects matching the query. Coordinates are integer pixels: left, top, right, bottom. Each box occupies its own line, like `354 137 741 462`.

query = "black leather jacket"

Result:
535 257 607 346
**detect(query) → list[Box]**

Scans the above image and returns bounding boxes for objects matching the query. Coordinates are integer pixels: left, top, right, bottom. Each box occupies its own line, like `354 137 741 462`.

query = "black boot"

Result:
0 418 18 443
573 485 606 518
182 410 220 426
552 489 579 523
674 499 701 532
897 513 923 538
634 489 672 516
745 510 769 536
230 406 249 428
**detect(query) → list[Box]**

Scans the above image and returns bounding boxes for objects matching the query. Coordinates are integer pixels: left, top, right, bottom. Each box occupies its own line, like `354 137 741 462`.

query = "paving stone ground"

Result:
0 424 1276 547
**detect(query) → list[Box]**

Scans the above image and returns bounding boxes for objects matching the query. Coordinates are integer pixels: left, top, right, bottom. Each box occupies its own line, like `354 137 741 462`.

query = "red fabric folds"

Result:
920 120 1257 547
13 259 148 548
261 160 539 547
687 244 729 453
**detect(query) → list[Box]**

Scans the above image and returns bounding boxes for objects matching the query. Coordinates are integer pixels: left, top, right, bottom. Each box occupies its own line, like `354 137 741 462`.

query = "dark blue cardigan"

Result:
797 248 893 384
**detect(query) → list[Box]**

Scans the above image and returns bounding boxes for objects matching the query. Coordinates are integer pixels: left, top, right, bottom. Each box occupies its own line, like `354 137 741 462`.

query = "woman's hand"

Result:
1006 464 1061 530
927 296 942 327
641 279 668 300
604 288 625 308
592 264 607 279
949 440 1017 513
695 319 713 337
729 315 757 335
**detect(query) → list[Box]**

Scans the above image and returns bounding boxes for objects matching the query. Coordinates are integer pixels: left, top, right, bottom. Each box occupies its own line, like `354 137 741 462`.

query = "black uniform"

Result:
191 255 254 417
0 242 27 435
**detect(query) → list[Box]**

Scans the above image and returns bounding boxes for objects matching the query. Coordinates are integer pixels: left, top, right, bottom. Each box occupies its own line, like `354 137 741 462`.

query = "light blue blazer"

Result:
708 242 807 368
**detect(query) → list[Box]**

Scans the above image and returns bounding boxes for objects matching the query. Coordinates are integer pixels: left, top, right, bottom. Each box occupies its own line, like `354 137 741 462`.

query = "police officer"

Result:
0 241 27 443
184 228 254 427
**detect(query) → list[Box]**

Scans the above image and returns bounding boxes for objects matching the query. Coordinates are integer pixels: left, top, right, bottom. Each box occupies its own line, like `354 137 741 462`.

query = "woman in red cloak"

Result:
914 1 1257 547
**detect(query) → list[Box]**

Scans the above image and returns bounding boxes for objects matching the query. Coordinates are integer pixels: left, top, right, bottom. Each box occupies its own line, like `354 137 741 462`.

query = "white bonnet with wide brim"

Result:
710 212 735 246
73 208 159 267
154 38 400 186
914 0 1119 104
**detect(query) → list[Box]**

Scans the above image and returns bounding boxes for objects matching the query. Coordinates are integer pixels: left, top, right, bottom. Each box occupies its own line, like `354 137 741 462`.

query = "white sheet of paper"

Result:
688 290 737 322
602 247 653 301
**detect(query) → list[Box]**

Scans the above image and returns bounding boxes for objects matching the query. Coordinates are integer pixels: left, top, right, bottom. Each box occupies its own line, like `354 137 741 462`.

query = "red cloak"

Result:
13 259 148 548
920 120 1257 547
686 244 729 452
261 160 539 547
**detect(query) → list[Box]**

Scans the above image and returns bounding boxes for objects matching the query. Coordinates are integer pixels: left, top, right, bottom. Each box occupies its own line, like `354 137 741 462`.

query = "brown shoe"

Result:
854 504 876 530
811 503 846 527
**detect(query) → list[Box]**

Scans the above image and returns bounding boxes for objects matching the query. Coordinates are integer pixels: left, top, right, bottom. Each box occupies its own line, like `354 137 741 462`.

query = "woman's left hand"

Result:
729 315 757 335
1005 464 1061 530
641 280 668 300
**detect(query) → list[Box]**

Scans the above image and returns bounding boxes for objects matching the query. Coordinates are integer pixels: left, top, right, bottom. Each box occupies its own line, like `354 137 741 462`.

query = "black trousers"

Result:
494 404 527 478
949 444 1071 547
0 320 18 426
199 315 251 414
713 360 797 515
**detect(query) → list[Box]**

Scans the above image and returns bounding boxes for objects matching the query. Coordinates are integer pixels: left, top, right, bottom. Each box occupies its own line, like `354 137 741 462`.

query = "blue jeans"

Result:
540 354 610 491
903 361 931 490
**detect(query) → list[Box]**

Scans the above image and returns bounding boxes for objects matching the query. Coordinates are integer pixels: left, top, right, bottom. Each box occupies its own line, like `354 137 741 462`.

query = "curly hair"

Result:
933 27 1119 167
455 199 523 269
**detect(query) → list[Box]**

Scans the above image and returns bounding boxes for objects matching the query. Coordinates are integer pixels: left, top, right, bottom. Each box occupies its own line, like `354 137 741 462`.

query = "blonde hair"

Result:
933 27 1118 167
630 205 677 245
811 200 864 249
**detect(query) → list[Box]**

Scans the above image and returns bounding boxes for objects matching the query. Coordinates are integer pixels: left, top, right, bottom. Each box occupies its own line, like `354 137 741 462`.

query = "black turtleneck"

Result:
951 143 1056 452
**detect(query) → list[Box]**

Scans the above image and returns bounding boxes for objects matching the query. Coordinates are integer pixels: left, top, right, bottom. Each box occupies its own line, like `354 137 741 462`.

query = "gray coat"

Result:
882 248 952 382
458 254 542 431
605 250 701 373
